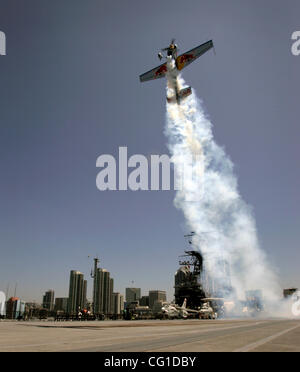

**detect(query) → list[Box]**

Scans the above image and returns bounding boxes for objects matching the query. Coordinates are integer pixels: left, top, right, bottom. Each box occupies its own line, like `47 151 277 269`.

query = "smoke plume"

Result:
165 58 282 314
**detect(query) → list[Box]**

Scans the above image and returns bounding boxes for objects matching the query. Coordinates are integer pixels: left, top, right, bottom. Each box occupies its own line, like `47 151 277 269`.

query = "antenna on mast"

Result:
90 256 100 316
5 283 10 299
91 257 99 278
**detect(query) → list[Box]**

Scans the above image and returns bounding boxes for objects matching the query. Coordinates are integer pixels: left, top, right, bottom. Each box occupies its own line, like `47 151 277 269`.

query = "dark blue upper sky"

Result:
0 0 299 302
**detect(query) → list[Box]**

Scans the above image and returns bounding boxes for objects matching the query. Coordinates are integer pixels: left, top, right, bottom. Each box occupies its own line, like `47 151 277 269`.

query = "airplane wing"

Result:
176 40 214 71
186 308 199 314
139 62 167 82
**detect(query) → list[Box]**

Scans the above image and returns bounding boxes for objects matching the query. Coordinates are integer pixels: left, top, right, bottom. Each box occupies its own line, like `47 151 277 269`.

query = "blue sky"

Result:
0 0 299 302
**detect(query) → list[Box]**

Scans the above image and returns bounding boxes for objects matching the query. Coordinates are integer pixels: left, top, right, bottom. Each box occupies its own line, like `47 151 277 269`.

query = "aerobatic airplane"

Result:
139 39 214 104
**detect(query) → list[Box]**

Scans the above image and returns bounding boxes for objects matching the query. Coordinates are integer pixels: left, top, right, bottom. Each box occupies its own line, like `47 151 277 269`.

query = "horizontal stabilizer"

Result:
167 87 192 104
179 87 192 99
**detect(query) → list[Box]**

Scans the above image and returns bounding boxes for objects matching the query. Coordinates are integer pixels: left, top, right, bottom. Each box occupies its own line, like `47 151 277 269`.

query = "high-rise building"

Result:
140 296 149 307
109 278 113 313
54 298 68 312
120 294 124 313
126 288 141 303
112 292 122 314
42 290 55 311
83 280 87 309
149 290 167 309
67 271 86 315
93 268 114 315
6 297 25 319
92 257 99 314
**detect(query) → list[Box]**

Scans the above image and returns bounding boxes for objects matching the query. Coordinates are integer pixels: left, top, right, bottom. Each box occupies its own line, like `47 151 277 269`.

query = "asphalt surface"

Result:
0 318 300 352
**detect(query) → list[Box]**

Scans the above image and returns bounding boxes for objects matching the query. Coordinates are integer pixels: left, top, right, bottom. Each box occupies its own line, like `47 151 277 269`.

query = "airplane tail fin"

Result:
167 87 192 104
182 298 187 309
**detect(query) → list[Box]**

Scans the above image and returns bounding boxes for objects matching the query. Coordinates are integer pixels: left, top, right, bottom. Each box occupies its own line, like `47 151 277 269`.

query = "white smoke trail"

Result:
165 62 282 314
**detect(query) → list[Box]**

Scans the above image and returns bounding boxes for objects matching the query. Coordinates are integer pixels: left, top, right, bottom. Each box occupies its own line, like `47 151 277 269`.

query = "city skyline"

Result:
0 268 171 307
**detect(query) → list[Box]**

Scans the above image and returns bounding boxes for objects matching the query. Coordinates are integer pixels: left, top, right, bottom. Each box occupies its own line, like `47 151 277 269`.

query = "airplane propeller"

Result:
161 39 176 51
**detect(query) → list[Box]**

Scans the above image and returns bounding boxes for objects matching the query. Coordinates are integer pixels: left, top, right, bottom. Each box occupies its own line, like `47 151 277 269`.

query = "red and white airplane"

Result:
139 39 214 104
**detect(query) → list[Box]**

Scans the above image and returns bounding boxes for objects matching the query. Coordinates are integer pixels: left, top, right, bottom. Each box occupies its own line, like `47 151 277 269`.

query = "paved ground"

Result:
0 318 299 352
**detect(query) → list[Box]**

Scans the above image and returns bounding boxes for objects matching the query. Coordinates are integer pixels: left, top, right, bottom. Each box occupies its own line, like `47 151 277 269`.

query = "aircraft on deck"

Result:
160 298 201 319
139 39 214 104
161 303 182 319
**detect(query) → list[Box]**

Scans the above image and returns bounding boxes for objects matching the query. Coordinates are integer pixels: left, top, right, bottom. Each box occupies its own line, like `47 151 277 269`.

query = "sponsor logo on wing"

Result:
155 64 167 76
179 53 195 64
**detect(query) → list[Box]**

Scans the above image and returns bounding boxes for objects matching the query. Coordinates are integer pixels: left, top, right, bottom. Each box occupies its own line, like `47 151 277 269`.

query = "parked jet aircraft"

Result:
160 298 201 319
161 303 181 319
